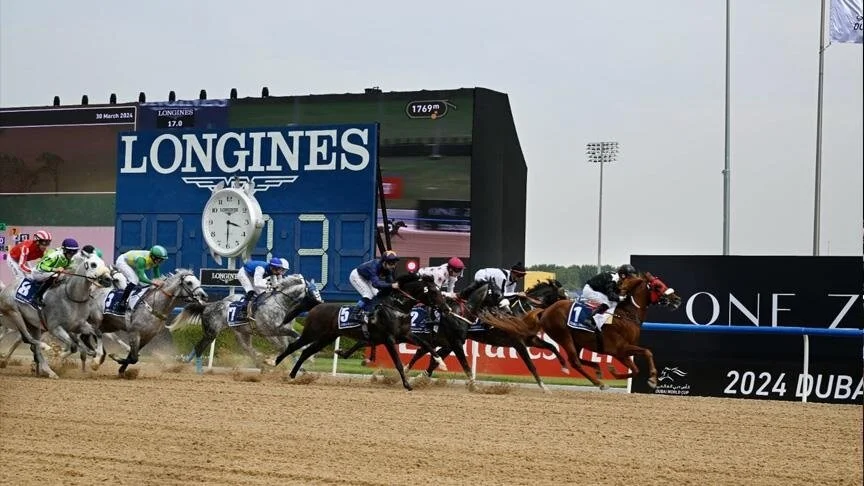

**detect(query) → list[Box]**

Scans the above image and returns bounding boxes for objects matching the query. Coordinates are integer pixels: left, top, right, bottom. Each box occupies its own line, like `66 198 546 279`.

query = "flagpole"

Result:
812 0 827 256
722 0 732 255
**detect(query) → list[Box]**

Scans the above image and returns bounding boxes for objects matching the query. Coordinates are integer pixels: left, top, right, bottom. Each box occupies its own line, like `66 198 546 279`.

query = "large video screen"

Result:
230 90 474 277
0 106 136 283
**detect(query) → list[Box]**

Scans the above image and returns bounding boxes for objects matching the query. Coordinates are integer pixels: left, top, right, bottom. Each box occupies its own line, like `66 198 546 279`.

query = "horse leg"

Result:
111 333 141 375
526 335 574 375
425 347 451 377
234 330 265 369
512 342 549 391
0 335 23 367
334 339 366 360
444 337 473 383
382 336 412 391
610 344 657 388
274 332 316 366
13 316 56 379
405 333 448 372
405 346 428 371
288 338 331 379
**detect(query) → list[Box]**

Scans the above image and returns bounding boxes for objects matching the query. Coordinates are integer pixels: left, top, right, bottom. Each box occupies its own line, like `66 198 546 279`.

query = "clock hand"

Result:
227 220 240 227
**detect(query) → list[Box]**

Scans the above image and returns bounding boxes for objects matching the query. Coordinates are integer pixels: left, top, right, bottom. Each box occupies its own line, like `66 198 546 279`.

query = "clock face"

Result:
203 189 259 256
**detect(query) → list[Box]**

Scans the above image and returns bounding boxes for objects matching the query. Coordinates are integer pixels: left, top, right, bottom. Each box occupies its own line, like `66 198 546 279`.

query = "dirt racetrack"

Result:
1 360 861 486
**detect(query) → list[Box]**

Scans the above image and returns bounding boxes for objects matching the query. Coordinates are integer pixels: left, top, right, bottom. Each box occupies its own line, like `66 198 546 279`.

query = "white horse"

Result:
0 254 113 378
173 275 323 372
106 269 208 375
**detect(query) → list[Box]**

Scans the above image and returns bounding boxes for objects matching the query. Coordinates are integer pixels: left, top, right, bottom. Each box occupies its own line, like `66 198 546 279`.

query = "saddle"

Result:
228 293 265 326
409 305 440 334
104 285 149 315
337 304 371 330
13 278 41 308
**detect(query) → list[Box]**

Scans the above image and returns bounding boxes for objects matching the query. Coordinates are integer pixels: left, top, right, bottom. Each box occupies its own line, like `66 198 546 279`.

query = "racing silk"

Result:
123 250 162 284
418 263 458 294
473 268 519 296
356 259 395 290
9 240 47 272
242 260 277 291
585 272 621 301
36 248 73 273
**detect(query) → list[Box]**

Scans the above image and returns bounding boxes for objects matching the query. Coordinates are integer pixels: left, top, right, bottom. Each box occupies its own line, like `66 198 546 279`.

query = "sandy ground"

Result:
0 358 861 486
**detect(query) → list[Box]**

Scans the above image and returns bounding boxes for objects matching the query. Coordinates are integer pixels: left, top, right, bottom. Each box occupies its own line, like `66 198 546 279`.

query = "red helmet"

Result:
447 257 465 271
33 230 52 243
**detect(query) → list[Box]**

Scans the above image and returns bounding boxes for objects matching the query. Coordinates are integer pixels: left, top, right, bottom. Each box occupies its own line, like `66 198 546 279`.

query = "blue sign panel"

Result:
136 99 230 131
115 124 378 301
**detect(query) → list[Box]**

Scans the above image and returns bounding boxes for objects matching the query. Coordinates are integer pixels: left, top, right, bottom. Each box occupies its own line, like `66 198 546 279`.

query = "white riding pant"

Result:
349 269 379 301
5 258 33 282
581 284 617 329
236 268 267 294
115 257 140 285
30 267 55 283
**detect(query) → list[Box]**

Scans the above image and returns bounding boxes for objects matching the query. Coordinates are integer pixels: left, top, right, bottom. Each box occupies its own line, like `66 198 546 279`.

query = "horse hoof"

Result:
560 367 570 375
647 378 657 390
599 383 610 391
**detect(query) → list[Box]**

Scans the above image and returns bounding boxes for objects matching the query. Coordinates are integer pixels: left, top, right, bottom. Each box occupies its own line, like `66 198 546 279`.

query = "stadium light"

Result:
230 88 238 100
586 141 620 274
109 93 117 104
138 92 146 103
168 90 176 102
199 89 207 100
81 95 88 105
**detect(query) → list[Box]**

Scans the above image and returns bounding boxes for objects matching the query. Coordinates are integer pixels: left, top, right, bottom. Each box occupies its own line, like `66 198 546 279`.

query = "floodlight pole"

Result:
587 142 619 275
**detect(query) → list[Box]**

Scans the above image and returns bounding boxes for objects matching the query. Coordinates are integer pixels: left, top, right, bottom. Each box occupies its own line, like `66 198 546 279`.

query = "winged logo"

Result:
181 175 298 194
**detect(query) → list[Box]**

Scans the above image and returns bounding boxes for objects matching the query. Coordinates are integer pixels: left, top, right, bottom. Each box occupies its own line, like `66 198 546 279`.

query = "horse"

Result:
82 265 131 371
484 272 682 390
0 253 114 378
104 269 208 375
172 275 323 372
273 273 451 391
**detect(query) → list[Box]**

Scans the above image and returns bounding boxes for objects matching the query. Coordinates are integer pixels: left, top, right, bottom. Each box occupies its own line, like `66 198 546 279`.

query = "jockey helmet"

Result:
381 250 399 262
617 263 637 277
269 257 290 270
509 261 526 275
81 245 103 258
61 238 79 251
34 230 53 243
447 257 465 271
150 245 168 259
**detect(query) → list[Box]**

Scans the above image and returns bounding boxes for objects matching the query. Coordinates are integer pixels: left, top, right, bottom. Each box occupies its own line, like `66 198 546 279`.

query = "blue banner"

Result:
115 124 379 301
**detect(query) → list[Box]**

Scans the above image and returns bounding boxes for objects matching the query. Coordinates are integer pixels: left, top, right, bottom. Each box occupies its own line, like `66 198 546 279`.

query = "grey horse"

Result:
0 253 113 378
104 269 208 375
172 275 323 373
81 266 131 371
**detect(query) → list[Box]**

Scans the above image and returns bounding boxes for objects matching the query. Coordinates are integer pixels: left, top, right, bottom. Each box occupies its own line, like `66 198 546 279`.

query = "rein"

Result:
58 270 107 304
143 278 202 321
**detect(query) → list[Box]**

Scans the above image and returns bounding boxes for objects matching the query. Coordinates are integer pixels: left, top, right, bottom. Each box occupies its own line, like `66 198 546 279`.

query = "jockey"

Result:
581 263 638 329
31 237 79 307
459 261 527 310
80 244 103 259
349 250 400 335
417 257 465 299
114 245 168 313
6 230 52 281
237 257 290 301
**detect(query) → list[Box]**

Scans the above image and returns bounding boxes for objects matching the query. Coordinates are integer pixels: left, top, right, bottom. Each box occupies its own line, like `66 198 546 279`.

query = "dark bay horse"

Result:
484 272 682 390
407 280 572 391
274 273 451 390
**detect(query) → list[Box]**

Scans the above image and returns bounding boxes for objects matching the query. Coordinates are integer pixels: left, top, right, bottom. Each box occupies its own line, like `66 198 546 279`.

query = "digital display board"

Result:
114 124 378 301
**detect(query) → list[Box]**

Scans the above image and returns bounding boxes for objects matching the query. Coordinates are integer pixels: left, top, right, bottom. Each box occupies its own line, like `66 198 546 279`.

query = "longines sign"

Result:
199 268 241 287
630 255 863 329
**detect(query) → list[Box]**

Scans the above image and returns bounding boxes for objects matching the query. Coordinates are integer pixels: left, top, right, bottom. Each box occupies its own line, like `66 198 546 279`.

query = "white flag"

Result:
830 0 863 43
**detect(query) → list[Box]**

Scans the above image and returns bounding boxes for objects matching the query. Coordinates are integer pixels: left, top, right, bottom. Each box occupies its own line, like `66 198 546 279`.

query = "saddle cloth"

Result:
13 278 39 307
566 300 599 332
103 286 149 315
409 306 440 334
337 305 369 330
467 319 488 333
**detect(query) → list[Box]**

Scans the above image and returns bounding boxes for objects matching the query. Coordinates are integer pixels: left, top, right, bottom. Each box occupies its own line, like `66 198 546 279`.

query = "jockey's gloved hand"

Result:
442 291 457 299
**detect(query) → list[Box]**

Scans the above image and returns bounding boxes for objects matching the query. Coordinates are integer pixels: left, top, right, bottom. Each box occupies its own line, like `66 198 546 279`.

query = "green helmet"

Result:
150 245 168 259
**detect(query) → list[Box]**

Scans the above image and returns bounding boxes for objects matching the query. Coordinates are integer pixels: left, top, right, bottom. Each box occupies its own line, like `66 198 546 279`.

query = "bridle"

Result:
141 274 203 321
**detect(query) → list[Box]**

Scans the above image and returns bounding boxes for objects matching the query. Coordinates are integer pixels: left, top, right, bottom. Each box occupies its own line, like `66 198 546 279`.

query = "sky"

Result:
1 0 861 266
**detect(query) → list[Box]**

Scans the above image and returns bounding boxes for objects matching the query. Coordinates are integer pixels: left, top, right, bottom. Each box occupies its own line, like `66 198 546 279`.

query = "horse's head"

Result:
108 265 128 290
526 279 569 307
392 273 447 314
644 272 681 310
165 269 209 303
273 274 324 311
73 253 113 288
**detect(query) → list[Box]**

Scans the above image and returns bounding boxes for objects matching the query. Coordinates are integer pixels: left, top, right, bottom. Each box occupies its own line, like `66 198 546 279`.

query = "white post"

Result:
722 0 732 255
470 339 478 381
812 0 828 255
208 256 236 370
801 334 810 403
331 336 341 376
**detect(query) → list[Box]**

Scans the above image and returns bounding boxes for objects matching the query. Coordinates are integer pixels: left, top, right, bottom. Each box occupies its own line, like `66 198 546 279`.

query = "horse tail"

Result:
479 310 539 338
167 301 206 331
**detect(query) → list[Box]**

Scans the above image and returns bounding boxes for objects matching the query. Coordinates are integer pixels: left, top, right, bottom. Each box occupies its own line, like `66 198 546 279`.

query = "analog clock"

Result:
201 181 264 260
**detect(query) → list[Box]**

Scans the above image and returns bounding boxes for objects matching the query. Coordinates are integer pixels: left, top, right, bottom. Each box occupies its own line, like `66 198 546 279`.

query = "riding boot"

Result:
245 290 257 321
32 276 56 307
357 297 373 341
115 282 135 313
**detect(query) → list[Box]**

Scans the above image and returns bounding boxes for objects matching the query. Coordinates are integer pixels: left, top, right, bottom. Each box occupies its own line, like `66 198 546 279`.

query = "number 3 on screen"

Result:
262 213 329 291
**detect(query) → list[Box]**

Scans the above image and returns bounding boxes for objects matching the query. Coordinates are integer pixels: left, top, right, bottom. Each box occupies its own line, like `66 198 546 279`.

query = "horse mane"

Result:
480 309 540 338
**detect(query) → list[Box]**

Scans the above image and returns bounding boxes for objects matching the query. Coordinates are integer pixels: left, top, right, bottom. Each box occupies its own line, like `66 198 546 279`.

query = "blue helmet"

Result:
381 250 399 262
61 238 79 251
269 257 289 270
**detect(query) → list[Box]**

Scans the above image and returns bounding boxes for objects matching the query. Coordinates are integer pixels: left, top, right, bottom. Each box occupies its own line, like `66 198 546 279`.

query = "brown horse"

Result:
483 272 681 390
